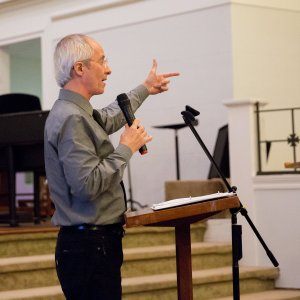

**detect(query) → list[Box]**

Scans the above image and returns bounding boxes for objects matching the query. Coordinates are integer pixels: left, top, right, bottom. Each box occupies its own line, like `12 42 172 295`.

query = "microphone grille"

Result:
117 93 128 103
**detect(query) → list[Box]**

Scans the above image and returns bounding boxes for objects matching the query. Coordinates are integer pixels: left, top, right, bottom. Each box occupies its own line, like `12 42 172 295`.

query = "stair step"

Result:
0 286 63 300
0 266 279 300
0 254 58 291
0 242 231 291
0 223 284 299
1 288 298 300
0 231 58 258
216 289 300 300
123 242 232 277
0 222 205 257
0 254 54 270
123 222 205 248
122 266 279 299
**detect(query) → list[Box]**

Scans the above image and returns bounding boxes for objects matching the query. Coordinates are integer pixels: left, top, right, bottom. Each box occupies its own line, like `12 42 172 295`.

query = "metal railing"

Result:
255 103 300 175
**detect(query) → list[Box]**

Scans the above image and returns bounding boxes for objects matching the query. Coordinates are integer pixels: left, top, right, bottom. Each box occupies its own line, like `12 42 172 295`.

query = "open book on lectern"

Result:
151 192 236 211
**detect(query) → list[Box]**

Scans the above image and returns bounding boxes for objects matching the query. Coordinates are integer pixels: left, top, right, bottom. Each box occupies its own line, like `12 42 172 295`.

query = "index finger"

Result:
162 72 180 78
151 59 158 73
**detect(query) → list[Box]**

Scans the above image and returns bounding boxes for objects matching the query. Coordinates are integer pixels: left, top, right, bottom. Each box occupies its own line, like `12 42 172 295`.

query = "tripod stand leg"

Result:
231 213 242 300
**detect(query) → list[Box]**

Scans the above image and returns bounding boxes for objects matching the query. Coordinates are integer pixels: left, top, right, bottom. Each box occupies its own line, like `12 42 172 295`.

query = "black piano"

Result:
0 110 49 226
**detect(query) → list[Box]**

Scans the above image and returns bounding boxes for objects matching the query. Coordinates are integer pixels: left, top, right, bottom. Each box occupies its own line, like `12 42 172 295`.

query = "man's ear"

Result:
73 61 84 76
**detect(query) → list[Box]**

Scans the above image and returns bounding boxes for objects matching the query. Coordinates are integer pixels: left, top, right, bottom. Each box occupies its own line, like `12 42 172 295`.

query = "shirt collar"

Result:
58 89 93 116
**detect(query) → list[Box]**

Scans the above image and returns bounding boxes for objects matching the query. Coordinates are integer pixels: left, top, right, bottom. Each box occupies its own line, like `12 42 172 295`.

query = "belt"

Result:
60 223 124 235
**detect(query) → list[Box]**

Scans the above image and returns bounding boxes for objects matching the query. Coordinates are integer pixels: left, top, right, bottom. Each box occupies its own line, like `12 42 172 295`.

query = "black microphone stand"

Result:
126 162 147 211
181 107 279 300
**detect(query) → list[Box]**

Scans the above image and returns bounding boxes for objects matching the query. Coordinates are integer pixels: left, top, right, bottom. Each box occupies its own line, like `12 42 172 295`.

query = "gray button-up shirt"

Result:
44 85 149 226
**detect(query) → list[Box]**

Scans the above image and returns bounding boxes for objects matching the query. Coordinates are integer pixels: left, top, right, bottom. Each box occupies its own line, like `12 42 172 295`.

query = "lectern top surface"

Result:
151 192 236 211
125 196 240 228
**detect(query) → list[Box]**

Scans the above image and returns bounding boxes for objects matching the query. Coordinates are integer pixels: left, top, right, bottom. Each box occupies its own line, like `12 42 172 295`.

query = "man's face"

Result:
82 40 111 97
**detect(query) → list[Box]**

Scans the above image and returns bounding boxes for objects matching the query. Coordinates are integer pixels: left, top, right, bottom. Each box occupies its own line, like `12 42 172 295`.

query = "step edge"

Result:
124 222 205 234
0 266 280 297
124 242 231 260
0 285 62 300
215 289 300 300
122 266 279 293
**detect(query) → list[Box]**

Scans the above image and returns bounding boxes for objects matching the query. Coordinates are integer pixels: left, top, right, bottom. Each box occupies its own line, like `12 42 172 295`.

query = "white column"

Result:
41 34 60 110
223 99 262 266
0 48 10 94
253 174 300 288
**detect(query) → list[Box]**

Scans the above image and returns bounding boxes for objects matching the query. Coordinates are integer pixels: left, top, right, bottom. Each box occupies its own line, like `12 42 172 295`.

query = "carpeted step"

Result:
0 242 231 291
0 230 58 258
1 287 299 300
0 286 63 300
0 266 280 300
216 289 300 300
0 254 58 292
123 222 205 248
122 266 279 299
123 242 231 277
0 222 205 257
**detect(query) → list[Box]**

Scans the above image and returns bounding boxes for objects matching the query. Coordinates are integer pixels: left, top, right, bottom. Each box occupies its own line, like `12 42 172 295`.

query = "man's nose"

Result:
105 65 112 75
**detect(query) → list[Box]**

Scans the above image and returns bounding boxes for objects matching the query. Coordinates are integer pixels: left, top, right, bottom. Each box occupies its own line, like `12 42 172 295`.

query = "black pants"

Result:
55 225 124 300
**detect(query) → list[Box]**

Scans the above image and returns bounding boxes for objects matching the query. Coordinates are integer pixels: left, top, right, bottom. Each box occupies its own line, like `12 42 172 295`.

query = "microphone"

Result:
117 93 148 155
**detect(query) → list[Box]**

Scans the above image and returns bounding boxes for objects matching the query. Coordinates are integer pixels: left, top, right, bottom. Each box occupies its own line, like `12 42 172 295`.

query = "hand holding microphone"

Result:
117 93 152 155
120 119 152 154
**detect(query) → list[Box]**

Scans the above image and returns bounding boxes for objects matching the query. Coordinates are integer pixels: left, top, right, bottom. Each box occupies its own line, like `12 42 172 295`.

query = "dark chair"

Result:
0 93 41 114
208 124 230 179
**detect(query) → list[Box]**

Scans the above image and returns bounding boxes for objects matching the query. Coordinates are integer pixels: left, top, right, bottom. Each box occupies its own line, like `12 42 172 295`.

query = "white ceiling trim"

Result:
0 30 42 47
51 0 142 21
0 0 43 12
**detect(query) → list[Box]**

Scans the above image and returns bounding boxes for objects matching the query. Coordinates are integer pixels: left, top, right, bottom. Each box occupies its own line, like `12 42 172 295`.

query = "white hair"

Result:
54 34 94 87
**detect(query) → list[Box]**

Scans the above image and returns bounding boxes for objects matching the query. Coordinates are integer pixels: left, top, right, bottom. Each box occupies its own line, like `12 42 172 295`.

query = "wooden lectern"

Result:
125 196 240 300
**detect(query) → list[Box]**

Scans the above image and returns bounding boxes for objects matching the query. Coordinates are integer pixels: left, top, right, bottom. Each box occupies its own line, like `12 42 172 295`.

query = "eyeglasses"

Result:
82 58 109 68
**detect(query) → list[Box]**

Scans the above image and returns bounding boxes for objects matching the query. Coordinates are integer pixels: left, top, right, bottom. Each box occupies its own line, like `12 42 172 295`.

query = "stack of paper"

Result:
151 192 236 211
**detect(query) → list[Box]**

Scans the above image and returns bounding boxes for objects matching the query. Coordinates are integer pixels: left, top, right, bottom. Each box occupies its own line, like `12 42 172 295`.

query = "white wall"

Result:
0 0 299 289
225 99 300 289
10 55 42 100
0 0 233 206
39 0 234 205
224 99 259 266
7 38 41 98
88 4 233 205
227 3 300 287
231 1 300 108
253 175 300 288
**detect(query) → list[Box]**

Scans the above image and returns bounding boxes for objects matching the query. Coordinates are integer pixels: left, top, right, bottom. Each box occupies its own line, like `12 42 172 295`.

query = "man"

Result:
44 34 179 300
